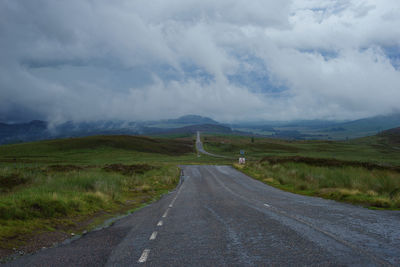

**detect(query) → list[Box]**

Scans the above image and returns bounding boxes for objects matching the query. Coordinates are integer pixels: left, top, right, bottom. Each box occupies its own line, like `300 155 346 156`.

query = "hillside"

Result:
0 135 194 161
378 127 400 144
328 113 400 136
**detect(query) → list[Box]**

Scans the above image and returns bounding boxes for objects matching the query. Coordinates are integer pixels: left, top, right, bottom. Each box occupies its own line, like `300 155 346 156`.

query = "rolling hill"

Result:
378 127 400 145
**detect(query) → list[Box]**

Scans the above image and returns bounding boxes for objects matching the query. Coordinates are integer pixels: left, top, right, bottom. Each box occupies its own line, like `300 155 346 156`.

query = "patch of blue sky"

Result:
226 54 289 96
303 1 350 20
298 49 339 61
310 8 327 13
176 62 215 84
228 72 288 95
152 64 182 82
382 45 400 70
358 45 400 70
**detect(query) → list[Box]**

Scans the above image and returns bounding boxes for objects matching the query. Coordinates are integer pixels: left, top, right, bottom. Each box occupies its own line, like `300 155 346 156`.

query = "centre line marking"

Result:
264 203 271 207
157 220 163 226
162 209 169 218
149 231 158 240
138 249 150 263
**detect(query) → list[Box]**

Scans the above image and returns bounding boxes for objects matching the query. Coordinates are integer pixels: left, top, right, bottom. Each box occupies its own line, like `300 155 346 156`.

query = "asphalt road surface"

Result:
196 131 226 158
5 137 400 266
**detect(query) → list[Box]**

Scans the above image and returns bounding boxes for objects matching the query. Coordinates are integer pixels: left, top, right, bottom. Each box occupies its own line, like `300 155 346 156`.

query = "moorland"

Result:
1 127 399 259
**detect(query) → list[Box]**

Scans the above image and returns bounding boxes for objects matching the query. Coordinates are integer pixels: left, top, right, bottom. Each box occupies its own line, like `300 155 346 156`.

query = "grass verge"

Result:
0 164 180 252
236 160 400 209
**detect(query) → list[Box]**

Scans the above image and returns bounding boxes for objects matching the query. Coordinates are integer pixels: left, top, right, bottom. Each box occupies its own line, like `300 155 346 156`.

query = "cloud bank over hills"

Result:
1 0 399 123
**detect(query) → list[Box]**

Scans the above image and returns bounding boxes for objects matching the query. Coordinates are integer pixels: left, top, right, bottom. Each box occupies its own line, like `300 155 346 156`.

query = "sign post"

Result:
239 149 245 164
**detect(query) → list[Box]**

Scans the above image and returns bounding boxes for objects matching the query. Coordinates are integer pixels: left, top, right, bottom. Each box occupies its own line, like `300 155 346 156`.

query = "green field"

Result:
202 134 400 166
1 132 399 258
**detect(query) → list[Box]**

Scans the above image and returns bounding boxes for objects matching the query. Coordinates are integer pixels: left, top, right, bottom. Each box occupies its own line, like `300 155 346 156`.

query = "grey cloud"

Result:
0 0 399 123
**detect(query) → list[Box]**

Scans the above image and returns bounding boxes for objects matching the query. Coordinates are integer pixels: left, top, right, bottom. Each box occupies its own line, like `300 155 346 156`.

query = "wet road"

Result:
5 165 400 266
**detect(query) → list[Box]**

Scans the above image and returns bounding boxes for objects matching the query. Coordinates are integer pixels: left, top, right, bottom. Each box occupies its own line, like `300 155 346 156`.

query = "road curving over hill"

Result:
195 131 227 158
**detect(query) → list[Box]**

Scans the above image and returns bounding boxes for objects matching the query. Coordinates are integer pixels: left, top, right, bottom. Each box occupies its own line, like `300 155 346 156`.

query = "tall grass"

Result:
238 162 400 209
0 165 180 247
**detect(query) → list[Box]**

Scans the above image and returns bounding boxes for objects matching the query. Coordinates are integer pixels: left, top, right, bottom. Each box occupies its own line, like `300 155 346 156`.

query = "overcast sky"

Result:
1 0 400 123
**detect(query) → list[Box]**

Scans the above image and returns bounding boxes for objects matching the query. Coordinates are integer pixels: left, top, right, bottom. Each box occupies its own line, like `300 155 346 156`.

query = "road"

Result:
196 131 226 157
5 137 400 266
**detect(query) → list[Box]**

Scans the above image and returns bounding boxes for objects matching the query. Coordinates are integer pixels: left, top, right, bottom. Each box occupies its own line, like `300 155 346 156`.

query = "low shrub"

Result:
0 173 30 192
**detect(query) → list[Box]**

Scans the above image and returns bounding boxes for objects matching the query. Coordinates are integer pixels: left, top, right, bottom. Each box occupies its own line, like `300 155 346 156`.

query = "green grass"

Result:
202 134 400 166
236 161 400 209
0 163 180 248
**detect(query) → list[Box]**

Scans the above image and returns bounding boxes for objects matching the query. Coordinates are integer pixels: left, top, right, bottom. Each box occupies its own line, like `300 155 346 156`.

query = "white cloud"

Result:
0 0 399 122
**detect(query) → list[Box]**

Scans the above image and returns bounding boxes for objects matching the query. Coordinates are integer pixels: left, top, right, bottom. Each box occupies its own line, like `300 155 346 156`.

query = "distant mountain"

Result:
165 115 218 125
333 113 400 133
0 120 47 133
232 113 400 140
51 120 138 137
0 115 225 144
313 113 400 140
0 120 49 144
0 120 140 145
271 130 326 140
165 124 231 134
141 124 232 135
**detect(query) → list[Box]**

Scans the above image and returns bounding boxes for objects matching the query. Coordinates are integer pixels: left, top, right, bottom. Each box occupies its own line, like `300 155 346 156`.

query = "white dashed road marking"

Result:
138 249 150 263
137 172 186 264
149 231 158 240
169 196 178 207
162 209 169 218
